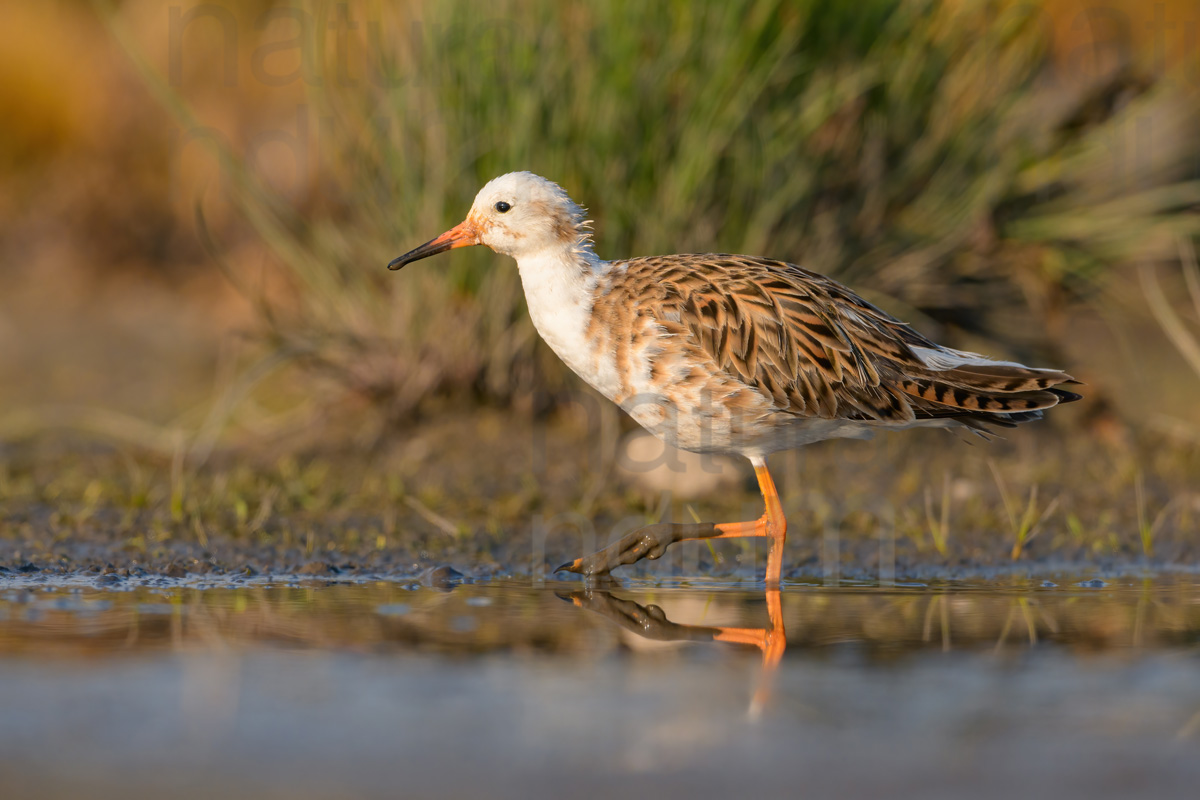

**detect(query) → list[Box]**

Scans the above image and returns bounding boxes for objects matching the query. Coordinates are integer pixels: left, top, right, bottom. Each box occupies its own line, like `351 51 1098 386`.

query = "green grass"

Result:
2 414 1197 576
986 459 1062 560
922 472 952 556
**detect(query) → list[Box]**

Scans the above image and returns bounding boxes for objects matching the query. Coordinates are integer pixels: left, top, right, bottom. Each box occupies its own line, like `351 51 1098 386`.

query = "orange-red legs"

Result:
564 587 786 716
712 588 785 716
556 456 789 585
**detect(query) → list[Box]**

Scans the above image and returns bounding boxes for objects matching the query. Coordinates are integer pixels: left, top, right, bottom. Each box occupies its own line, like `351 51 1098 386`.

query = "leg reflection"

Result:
562 588 785 717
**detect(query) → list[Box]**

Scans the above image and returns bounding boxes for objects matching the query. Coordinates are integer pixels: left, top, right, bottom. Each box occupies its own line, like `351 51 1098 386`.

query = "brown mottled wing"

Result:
615 254 1078 425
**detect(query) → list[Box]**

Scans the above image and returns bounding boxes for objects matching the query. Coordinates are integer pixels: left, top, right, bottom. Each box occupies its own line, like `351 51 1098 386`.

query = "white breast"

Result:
515 250 622 400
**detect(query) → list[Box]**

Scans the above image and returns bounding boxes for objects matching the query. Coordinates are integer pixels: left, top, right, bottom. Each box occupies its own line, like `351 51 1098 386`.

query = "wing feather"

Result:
606 254 1080 428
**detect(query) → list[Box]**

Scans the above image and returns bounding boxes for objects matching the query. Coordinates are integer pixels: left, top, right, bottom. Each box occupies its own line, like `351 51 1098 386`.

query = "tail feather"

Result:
893 355 1081 434
899 377 1067 414
938 363 1076 393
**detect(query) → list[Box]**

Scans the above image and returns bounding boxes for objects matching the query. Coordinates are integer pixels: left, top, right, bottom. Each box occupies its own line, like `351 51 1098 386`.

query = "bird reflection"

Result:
562 588 785 717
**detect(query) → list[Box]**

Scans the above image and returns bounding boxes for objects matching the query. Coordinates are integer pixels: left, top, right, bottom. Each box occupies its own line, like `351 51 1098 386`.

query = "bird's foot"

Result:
555 522 719 577
559 589 724 643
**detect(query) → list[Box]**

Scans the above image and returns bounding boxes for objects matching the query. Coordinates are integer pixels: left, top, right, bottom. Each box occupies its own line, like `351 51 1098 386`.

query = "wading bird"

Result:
388 172 1079 584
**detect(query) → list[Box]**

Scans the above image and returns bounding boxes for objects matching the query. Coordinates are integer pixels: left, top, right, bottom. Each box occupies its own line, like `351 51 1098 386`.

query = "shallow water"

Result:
1 575 1199 798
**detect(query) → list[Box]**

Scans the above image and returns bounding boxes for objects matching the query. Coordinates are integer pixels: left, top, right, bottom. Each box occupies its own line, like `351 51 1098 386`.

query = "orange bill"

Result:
387 219 479 270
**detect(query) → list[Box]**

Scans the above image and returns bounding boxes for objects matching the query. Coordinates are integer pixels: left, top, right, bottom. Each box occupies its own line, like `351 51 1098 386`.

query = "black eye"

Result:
494 201 511 213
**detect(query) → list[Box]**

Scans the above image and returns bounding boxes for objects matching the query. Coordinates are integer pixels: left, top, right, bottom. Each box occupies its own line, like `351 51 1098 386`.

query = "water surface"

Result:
1 575 1198 798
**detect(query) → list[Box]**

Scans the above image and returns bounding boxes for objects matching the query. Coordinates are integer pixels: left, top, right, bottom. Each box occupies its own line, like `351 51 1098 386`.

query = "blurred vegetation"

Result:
2 0 1200 571
0 0 1197 437
123 0 1200 433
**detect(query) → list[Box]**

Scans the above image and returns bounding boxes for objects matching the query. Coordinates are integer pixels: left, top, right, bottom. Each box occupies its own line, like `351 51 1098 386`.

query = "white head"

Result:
388 172 593 270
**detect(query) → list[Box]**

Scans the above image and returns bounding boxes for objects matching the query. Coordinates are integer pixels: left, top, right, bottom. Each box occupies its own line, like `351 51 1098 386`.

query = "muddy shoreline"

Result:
3 411 1197 585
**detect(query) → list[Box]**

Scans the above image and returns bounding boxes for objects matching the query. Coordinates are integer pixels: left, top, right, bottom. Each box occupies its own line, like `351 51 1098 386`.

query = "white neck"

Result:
513 244 619 397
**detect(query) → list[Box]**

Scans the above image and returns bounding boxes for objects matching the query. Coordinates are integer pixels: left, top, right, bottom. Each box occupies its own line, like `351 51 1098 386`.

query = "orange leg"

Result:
566 587 786 716
713 588 785 715
556 456 789 585
711 587 784 652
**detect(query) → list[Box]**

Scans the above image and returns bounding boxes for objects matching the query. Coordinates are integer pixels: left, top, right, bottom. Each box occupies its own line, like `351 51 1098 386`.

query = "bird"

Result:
388 171 1080 585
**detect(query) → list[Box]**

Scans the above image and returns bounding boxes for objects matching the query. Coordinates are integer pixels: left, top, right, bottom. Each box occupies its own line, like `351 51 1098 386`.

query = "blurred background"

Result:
1 0 1199 570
